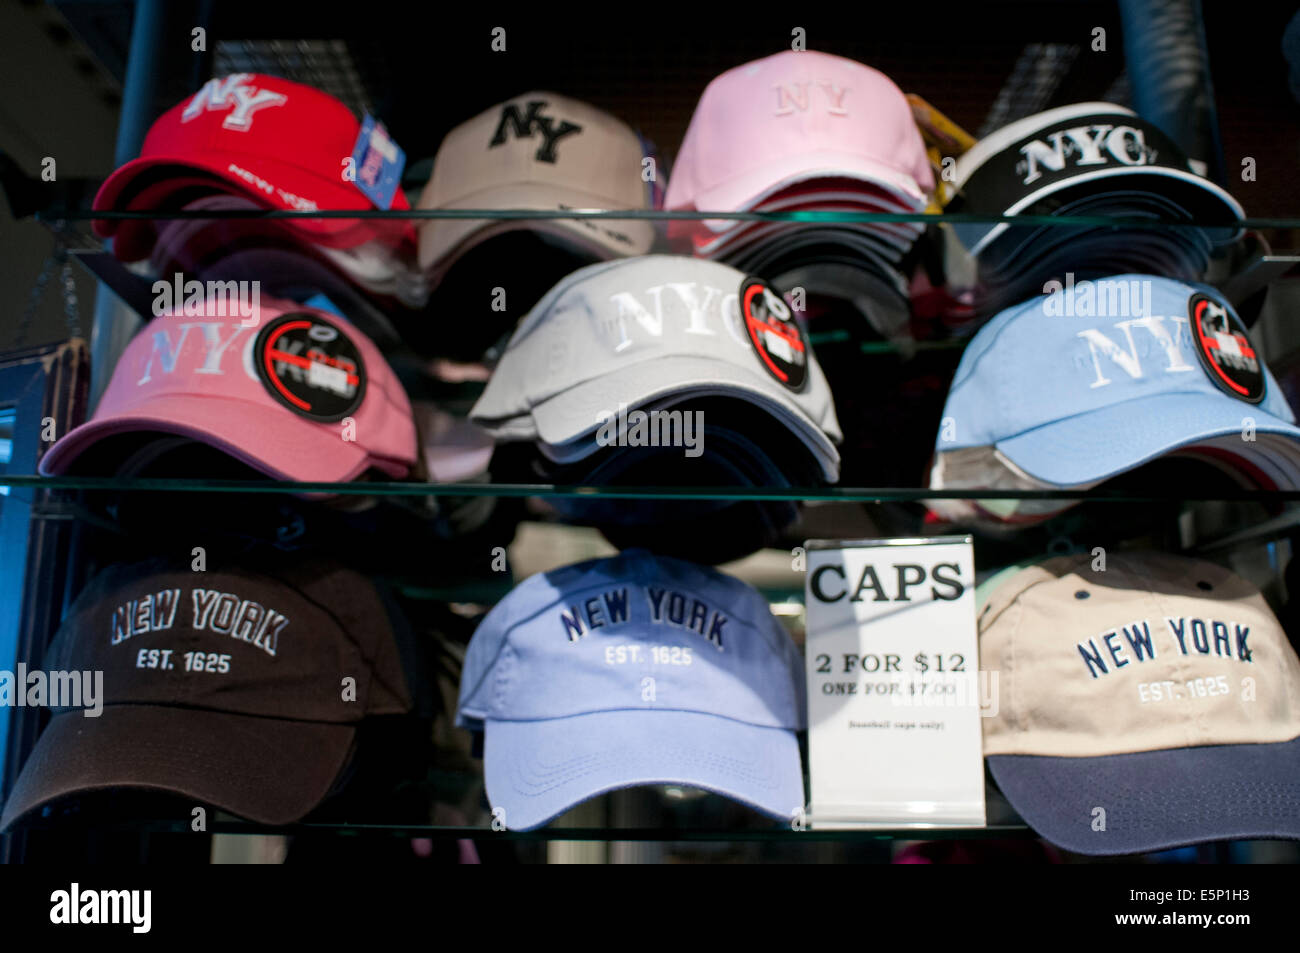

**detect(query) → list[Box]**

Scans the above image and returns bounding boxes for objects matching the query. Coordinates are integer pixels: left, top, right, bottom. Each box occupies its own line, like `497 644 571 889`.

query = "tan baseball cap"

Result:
979 551 1300 854
416 92 655 275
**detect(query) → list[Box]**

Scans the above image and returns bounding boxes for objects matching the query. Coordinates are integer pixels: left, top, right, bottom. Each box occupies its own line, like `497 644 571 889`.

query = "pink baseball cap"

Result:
40 298 416 484
664 51 934 214
93 73 415 252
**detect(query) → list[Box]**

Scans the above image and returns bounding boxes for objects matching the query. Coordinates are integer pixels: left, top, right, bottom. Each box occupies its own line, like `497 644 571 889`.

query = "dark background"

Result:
35 0 1300 213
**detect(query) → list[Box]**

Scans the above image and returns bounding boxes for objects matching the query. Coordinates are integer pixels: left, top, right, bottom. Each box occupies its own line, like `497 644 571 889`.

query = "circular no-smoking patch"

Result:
741 277 808 392
254 314 367 422
1188 292 1264 404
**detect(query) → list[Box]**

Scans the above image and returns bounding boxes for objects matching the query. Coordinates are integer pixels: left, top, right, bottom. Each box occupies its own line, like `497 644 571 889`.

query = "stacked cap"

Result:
93 73 423 308
148 195 429 311
40 296 417 485
456 549 807 830
943 103 1244 318
928 275 1300 525
471 255 842 562
413 91 656 359
665 51 933 341
980 551 1300 854
417 92 654 278
1 559 413 829
142 238 409 350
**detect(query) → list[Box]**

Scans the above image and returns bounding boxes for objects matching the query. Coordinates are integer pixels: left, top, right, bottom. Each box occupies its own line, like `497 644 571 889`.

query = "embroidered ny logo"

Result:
181 74 286 131
489 100 583 163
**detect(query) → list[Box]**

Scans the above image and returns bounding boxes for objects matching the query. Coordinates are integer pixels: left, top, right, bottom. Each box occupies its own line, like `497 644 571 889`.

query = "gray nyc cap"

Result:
470 255 842 480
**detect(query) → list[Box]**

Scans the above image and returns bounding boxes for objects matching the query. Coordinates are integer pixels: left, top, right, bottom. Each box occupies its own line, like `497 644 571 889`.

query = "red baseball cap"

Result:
93 73 415 252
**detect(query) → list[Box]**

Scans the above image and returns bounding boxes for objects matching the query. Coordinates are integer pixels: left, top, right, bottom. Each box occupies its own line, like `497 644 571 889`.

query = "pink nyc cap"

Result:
665 50 934 214
41 297 416 483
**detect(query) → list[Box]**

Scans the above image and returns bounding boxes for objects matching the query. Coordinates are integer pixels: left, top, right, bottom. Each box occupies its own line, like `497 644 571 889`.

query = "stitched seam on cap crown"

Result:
993 315 1015 444
979 570 1048 634
1005 597 1023 740
1286 614 1300 743
458 574 555 718
1132 556 1199 749
493 643 516 717
1195 563 1236 745
1264 578 1300 742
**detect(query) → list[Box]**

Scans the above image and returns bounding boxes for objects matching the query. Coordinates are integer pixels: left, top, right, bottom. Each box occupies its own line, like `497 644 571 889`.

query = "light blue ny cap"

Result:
934 274 1300 488
457 549 806 831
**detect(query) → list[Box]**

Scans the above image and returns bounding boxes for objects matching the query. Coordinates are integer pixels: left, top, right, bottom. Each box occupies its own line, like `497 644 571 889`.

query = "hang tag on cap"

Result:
255 313 367 422
350 116 406 210
1188 292 1265 404
740 277 809 392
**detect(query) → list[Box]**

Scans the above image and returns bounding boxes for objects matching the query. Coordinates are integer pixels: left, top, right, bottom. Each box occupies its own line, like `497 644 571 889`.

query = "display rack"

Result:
3 0 1299 867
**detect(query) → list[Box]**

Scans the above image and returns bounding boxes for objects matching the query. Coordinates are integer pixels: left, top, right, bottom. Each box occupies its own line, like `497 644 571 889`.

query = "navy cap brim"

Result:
988 737 1300 855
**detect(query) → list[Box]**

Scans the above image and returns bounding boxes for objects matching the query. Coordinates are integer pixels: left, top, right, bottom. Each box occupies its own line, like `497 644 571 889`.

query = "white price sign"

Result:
803 537 987 829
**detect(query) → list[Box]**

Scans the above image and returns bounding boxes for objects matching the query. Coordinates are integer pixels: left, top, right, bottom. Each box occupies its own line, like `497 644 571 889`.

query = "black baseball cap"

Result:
947 102 1244 258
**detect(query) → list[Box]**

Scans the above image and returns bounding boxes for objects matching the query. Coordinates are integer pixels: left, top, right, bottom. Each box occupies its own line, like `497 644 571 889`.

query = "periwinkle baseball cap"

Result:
980 551 1300 854
470 255 842 481
0 558 414 830
665 50 934 215
40 297 417 483
456 549 807 830
416 92 654 274
93 73 416 252
929 275 1300 516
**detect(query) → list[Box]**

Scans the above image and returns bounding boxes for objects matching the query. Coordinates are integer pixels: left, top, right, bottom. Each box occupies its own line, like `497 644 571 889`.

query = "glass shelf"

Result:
7 474 1300 503
808 332 967 352
40 208 1276 229
13 819 1035 841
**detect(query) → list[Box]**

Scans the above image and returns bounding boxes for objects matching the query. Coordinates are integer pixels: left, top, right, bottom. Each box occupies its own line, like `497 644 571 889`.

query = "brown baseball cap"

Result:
0 558 412 829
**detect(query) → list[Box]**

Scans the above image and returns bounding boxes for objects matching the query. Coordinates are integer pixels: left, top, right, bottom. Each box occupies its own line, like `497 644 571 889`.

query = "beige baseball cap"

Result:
979 550 1300 855
416 92 655 275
